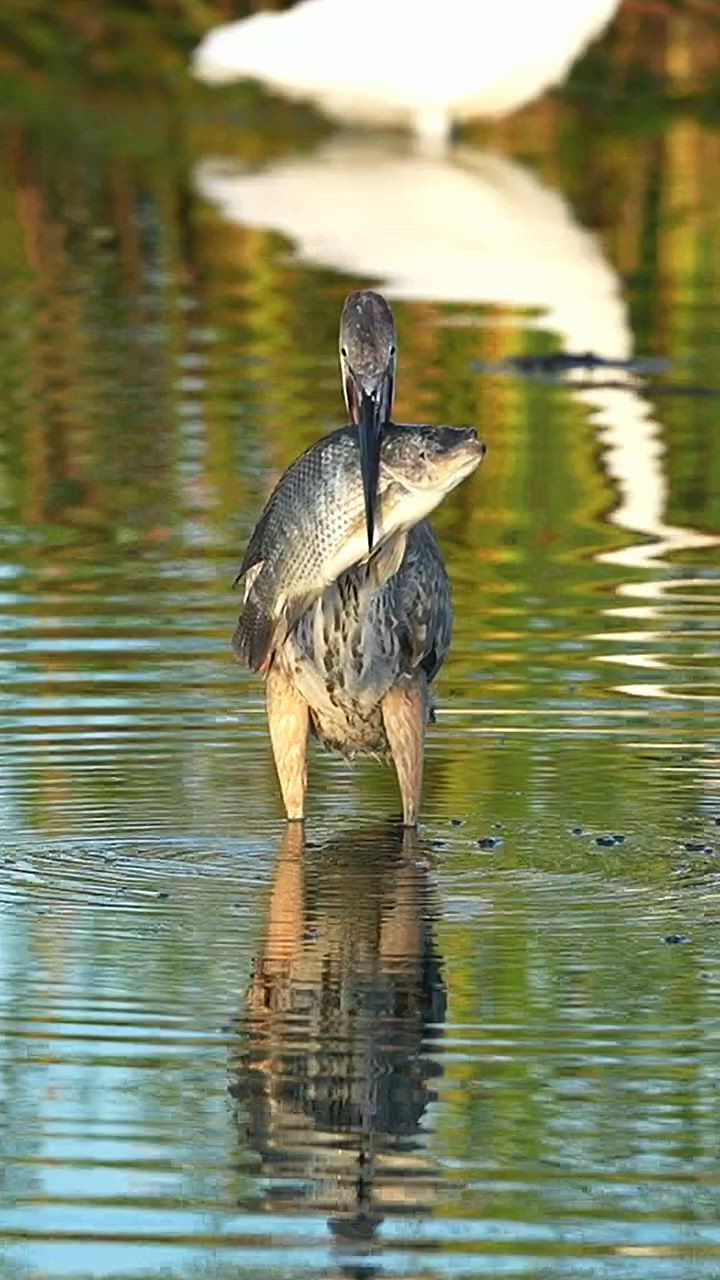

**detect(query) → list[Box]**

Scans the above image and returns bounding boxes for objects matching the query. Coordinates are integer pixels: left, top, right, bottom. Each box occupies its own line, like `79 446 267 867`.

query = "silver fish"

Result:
233 423 485 672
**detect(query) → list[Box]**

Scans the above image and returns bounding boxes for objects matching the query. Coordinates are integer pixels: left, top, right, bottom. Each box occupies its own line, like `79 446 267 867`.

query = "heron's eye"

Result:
341 346 348 358
389 345 396 356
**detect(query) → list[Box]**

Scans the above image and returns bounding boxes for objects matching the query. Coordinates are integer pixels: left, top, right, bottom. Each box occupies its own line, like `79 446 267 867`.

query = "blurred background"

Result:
1 3 720 1278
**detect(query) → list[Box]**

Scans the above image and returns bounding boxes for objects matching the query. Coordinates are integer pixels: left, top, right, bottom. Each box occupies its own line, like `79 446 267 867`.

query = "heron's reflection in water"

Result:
230 823 446 1261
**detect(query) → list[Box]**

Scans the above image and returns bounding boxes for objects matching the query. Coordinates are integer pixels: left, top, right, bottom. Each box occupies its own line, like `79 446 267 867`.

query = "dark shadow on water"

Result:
229 822 446 1274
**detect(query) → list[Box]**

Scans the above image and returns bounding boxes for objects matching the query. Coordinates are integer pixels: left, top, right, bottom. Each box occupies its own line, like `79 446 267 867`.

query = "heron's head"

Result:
339 291 396 420
339 291 396 552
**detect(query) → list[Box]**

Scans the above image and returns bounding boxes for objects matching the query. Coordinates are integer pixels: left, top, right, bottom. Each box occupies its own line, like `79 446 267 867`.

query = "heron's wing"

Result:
395 521 452 682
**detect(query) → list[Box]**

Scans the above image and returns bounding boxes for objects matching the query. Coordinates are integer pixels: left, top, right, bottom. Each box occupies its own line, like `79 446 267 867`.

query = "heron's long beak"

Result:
354 370 393 552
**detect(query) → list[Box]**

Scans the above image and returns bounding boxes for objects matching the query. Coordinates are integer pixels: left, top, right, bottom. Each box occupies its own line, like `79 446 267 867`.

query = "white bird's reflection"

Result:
198 140 627 354
197 138 718 700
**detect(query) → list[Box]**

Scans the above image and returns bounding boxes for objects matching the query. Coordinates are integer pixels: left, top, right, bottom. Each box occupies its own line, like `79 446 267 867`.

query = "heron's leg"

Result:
265 667 309 821
381 673 427 827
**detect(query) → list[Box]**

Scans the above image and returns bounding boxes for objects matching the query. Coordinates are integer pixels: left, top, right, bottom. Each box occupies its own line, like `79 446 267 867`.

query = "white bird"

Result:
192 0 620 145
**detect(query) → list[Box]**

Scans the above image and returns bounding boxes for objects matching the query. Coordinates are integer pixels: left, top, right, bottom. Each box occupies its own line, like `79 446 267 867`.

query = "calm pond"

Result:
0 11 720 1278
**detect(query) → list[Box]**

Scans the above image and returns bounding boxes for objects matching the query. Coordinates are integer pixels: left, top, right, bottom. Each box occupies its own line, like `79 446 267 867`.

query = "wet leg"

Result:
381 673 427 827
265 668 309 821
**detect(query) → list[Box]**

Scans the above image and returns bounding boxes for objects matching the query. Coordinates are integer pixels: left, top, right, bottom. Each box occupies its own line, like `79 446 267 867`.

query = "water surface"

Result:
1 35 720 1278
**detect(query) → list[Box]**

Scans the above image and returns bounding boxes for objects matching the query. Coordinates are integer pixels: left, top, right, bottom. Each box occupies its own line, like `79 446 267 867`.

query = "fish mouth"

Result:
441 438 486 489
455 437 487 482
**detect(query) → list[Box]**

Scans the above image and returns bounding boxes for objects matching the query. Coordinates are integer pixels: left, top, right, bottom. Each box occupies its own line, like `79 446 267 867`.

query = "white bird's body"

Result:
192 0 619 142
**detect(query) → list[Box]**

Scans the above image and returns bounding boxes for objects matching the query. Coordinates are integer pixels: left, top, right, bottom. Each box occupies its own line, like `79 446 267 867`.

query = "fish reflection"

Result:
229 823 445 1254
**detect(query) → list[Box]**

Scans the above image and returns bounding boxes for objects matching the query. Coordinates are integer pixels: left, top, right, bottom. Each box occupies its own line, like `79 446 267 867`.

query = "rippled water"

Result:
1 42 720 1279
